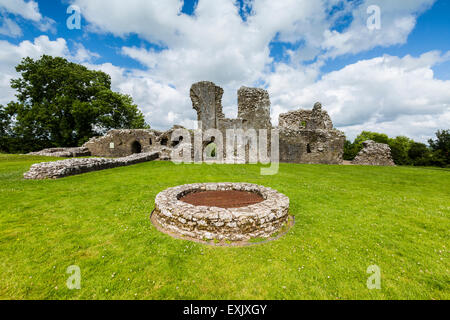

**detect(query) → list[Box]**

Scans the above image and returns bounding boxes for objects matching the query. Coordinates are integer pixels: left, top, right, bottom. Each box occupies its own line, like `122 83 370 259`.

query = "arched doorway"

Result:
205 142 217 158
171 136 184 147
204 137 217 160
131 141 142 154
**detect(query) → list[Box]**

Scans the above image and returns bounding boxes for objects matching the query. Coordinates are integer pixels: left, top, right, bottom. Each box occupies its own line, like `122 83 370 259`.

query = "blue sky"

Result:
4 0 449 78
319 0 450 78
0 0 449 141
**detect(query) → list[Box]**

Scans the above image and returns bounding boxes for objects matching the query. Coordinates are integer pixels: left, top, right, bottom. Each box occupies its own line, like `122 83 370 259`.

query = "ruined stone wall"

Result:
216 118 245 160
352 140 395 166
278 102 345 164
279 102 333 130
279 128 345 164
83 129 156 157
190 82 273 163
189 81 345 165
190 81 224 130
237 87 272 130
82 128 188 158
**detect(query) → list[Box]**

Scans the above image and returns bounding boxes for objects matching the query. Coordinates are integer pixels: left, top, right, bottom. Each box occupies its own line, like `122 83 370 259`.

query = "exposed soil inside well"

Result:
180 190 264 208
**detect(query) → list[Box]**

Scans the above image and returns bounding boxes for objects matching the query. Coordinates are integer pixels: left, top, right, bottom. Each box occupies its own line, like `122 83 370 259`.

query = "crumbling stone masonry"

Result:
189 81 344 164
279 102 333 130
191 81 225 131
237 87 272 130
81 127 188 159
189 82 273 163
83 129 157 157
27 81 346 168
352 140 395 166
24 151 161 179
190 83 272 133
278 102 345 164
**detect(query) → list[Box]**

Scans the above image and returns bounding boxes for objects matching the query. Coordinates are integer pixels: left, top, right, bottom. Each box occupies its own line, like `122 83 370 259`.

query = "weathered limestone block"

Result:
190 81 224 130
352 140 395 166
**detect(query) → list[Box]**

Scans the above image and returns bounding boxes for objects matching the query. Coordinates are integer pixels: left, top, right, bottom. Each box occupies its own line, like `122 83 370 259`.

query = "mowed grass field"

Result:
0 154 449 300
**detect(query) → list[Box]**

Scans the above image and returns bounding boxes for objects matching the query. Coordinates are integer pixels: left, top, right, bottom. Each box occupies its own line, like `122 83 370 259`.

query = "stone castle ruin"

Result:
79 81 345 165
278 102 345 164
25 81 398 179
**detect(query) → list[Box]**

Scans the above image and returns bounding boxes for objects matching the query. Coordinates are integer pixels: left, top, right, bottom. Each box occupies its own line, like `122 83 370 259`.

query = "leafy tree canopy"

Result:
408 142 429 161
388 136 414 165
354 131 389 146
1 55 149 153
428 129 450 165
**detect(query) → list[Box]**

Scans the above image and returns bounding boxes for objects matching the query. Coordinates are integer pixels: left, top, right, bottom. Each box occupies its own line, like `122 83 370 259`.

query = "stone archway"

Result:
171 136 184 147
131 141 142 154
204 137 217 160
205 142 217 158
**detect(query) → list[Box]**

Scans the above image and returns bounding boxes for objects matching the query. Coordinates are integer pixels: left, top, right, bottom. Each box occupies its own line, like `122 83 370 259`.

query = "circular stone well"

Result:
151 183 290 244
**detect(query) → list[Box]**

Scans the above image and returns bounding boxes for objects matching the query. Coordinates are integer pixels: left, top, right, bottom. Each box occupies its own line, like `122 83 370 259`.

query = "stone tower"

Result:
237 87 272 130
190 81 224 130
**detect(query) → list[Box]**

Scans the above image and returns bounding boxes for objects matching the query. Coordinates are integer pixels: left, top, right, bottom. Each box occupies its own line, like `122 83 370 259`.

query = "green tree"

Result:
407 142 431 166
388 136 413 165
354 131 389 146
343 140 359 160
0 105 9 137
408 142 429 160
0 105 11 152
428 130 450 165
4 55 149 153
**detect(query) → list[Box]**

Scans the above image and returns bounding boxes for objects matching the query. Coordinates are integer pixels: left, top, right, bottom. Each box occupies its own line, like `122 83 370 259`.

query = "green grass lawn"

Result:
0 154 449 300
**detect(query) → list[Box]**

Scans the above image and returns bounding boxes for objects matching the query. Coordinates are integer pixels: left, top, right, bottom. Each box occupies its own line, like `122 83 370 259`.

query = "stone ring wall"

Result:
151 183 290 243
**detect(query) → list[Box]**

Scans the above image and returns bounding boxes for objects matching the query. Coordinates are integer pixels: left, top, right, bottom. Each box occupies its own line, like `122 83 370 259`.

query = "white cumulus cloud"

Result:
0 0 56 37
267 51 450 142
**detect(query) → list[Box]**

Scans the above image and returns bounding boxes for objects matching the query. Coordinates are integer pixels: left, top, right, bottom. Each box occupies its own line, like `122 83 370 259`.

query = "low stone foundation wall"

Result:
152 183 290 242
24 151 160 180
28 147 91 158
